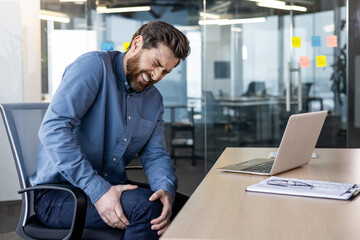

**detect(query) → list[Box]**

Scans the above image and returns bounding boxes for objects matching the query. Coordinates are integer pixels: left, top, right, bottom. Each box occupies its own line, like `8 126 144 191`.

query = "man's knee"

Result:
121 188 162 223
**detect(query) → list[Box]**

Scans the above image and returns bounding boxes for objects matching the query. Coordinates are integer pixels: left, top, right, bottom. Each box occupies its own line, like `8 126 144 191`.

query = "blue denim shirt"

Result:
30 51 178 204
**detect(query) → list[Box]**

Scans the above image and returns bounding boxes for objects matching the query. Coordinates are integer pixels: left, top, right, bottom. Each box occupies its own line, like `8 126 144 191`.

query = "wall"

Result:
0 0 41 201
205 25 232 96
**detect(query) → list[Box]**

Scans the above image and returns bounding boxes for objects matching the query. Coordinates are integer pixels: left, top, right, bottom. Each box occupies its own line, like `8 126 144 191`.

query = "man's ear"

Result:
130 35 143 53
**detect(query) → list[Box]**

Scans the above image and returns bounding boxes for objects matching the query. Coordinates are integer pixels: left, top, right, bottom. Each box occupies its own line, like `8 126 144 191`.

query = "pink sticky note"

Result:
299 56 310 68
327 35 338 47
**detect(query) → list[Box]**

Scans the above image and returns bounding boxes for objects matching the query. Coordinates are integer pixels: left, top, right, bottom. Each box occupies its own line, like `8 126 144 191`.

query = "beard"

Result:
126 51 152 92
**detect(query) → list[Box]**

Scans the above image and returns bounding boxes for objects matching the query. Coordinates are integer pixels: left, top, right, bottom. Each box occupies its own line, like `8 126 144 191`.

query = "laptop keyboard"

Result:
241 160 274 173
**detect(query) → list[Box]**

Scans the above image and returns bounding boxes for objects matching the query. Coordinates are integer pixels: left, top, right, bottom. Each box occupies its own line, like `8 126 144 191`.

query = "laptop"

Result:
217 110 328 175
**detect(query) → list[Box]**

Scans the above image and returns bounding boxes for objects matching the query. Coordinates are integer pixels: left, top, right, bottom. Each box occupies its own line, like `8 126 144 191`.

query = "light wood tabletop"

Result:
161 147 360 240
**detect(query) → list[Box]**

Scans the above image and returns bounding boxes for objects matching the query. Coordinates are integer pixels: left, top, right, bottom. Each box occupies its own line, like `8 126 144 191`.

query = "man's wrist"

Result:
83 175 112 204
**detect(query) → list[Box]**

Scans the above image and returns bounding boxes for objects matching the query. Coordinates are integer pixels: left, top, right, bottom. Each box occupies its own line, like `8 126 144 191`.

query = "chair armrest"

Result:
18 184 87 240
125 166 143 170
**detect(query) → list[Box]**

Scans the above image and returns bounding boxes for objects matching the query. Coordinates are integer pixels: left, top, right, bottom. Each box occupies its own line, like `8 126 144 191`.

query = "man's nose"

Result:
151 68 163 81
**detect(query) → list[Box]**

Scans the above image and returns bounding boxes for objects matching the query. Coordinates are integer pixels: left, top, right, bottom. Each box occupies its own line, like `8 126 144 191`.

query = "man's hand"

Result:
149 190 173 235
94 184 138 229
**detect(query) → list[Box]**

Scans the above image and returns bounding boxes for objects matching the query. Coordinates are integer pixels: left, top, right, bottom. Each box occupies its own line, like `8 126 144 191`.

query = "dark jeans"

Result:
34 181 188 240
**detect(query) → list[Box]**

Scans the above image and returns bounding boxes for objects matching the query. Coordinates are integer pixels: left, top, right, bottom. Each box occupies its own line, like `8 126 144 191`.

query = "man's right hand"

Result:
94 184 138 229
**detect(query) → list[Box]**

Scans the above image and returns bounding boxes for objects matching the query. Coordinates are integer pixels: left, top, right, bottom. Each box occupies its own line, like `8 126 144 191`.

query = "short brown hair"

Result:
129 21 190 61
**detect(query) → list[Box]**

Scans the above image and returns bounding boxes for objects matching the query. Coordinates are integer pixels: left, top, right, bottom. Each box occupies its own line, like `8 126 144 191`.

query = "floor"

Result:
0 157 205 239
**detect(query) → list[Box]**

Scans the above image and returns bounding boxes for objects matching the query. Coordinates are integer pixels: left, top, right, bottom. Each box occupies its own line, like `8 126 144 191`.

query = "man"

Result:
30 21 190 239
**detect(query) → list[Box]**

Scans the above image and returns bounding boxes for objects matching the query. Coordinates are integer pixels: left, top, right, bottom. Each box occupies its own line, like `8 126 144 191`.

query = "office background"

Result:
1 1 360 236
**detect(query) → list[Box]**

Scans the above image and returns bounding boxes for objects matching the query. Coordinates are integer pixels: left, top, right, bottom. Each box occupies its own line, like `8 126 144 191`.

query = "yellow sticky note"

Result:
123 42 130 52
299 56 310 68
292 37 301 48
316 56 327 67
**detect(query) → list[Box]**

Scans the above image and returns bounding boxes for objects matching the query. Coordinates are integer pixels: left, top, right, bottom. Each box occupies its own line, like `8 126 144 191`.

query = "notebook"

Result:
217 110 328 175
246 176 360 200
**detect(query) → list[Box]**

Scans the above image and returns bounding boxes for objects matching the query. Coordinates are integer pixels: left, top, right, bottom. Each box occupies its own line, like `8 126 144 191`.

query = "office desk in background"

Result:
161 148 360 240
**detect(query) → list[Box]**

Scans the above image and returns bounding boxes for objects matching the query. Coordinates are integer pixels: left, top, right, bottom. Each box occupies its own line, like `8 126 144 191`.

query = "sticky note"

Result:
101 42 114 51
123 42 130 52
327 35 338 47
311 36 321 47
316 56 327 67
299 56 310 68
292 37 301 48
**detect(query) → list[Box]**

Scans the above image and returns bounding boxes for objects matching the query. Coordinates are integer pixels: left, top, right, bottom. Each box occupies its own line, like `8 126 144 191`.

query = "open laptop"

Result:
217 110 327 175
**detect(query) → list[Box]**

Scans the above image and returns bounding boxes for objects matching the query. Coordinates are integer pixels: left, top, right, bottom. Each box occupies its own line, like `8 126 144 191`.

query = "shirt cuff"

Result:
83 175 112 204
157 183 176 203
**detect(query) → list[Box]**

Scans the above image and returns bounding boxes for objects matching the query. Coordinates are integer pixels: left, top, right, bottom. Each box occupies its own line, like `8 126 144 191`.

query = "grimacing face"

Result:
125 43 179 92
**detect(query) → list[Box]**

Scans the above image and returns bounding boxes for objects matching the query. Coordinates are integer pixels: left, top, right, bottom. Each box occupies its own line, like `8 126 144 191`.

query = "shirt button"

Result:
128 116 131 120
113 157 117 161
124 138 127 142
104 173 108 177
127 95 130 99
125 82 128 85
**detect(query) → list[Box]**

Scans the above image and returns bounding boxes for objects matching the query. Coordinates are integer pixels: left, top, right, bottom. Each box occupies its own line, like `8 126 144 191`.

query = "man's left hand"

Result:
149 190 173 235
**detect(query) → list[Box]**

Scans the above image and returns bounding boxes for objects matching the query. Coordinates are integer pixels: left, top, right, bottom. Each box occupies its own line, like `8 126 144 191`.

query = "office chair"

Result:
0 103 126 240
243 81 267 97
203 91 228 124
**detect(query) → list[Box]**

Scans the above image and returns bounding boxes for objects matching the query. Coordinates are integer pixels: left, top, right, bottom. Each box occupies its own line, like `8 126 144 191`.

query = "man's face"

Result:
126 43 179 92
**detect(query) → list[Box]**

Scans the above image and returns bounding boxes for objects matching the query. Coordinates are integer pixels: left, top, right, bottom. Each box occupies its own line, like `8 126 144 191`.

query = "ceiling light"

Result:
223 17 266 25
323 24 335 33
199 12 220 19
231 27 242 32
39 10 70 23
96 6 151 14
242 45 248 60
248 0 285 5
257 2 307 12
176 26 200 31
199 17 266 26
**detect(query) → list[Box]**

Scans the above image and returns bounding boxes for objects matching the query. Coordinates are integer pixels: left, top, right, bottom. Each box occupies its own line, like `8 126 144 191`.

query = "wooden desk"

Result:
162 147 360 240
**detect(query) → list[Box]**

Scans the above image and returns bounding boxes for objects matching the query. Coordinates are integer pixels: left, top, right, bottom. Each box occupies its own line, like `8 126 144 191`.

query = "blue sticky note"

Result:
101 42 114 51
311 36 321 47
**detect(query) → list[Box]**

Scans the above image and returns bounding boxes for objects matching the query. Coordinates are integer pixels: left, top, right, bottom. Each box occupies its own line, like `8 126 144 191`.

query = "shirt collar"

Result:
115 51 130 92
114 51 152 95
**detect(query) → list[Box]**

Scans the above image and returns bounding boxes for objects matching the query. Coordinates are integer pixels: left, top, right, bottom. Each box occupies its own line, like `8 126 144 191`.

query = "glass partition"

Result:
202 0 347 170
39 0 348 173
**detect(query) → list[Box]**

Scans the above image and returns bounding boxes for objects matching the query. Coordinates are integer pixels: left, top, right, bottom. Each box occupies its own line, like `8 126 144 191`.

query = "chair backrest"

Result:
204 91 217 104
244 81 267 97
0 103 48 190
1 103 49 225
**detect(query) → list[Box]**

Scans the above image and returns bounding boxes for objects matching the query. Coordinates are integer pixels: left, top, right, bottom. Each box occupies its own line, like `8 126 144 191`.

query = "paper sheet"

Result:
246 176 360 200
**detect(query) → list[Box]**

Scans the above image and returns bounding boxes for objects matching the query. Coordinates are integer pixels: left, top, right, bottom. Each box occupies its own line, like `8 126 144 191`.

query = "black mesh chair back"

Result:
1 103 48 222
1 103 124 240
